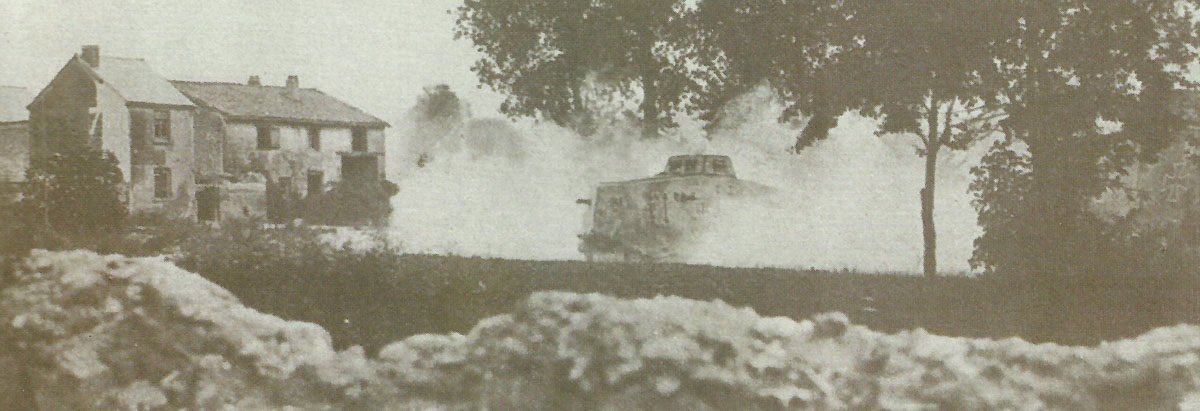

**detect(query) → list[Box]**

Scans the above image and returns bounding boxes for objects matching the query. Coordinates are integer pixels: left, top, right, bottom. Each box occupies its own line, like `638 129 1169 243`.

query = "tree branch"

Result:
938 98 956 147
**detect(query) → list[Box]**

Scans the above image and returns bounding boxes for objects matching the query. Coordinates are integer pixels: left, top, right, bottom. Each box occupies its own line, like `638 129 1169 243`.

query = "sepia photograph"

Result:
2 0 1200 409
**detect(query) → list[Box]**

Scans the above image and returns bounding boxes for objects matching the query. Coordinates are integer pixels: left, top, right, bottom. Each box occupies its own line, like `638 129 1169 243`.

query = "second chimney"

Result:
81 45 100 68
247 75 261 86
286 75 299 89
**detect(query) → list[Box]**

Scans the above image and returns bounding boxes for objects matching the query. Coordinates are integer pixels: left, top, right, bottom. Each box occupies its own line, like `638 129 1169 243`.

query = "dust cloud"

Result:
386 87 985 273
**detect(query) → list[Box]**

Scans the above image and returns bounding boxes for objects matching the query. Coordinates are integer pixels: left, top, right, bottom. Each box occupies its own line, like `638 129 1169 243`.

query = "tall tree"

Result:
832 1 1009 277
694 0 1006 276
454 0 693 138
971 0 1200 275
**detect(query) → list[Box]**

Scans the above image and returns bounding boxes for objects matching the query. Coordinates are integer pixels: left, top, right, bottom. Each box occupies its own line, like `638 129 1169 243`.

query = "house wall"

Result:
0 121 29 182
0 121 29 203
222 121 386 195
367 127 387 178
96 84 131 183
127 106 195 219
192 108 225 183
28 62 97 159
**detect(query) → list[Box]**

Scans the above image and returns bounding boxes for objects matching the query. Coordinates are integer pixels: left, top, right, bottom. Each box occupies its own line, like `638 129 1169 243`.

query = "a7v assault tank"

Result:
578 154 773 262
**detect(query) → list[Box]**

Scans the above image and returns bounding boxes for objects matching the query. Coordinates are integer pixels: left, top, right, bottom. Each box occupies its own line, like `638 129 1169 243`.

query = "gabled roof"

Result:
0 86 32 122
81 56 195 107
29 55 196 109
170 81 389 128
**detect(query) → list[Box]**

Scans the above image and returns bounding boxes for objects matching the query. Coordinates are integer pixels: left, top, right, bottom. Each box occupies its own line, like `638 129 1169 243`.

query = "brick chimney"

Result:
81 45 100 68
285 75 300 99
247 75 261 86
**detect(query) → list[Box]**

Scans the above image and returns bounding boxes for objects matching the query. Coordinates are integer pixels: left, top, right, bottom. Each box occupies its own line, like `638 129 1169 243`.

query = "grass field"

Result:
179 239 1200 354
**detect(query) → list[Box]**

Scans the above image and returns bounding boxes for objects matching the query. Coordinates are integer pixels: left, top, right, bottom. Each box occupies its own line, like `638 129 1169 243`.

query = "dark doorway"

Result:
352 127 368 152
197 186 220 221
307 170 325 198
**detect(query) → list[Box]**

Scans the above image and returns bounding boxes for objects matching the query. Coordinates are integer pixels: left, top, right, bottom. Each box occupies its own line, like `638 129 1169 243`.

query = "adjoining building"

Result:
26 46 198 218
0 86 32 201
172 77 389 222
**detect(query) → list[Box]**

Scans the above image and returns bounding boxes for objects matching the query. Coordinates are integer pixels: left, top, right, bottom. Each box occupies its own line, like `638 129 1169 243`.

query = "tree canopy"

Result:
969 0 1200 275
455 0 694 138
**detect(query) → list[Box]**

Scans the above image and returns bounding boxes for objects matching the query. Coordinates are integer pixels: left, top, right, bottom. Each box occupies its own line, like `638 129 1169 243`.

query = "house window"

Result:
278 176 293 192
352 127 368 152
307 170 324 198
257 125 280 150
153 110 171 145
154 167 172 199
308 127 321 151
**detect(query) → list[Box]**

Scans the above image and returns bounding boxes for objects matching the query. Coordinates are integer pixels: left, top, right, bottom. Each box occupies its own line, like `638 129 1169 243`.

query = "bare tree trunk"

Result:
922 143 939 277
922 100 941 277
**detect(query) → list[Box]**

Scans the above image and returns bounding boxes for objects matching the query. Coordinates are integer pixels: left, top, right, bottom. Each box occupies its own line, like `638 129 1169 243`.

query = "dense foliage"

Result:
968 1 1199 275
696 0 1198 276
454 0 695 137
1 146 127 255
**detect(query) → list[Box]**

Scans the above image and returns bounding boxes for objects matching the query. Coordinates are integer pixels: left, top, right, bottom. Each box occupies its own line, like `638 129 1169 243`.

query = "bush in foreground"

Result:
4 250 1200 409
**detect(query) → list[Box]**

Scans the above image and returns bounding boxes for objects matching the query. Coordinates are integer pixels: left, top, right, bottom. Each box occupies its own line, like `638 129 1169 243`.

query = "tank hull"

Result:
579 173 772 262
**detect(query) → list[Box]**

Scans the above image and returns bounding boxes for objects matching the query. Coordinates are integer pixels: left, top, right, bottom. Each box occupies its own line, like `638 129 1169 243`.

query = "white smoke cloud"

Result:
387 87 987 273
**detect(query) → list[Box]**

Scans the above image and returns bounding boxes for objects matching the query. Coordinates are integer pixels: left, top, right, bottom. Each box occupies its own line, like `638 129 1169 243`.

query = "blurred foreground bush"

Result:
5 250 1200 409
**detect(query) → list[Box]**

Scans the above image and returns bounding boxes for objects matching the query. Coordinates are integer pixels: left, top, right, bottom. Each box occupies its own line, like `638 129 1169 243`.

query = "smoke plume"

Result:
387 86 985 273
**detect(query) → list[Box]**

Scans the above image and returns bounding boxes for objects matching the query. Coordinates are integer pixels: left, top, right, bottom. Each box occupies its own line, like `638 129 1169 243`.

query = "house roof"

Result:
170 81 389 128
0 86 32 122
82 56 195 107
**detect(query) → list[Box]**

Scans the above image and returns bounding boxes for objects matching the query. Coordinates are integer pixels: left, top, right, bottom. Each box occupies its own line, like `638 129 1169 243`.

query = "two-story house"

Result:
171 76 389 222
26 46 197 218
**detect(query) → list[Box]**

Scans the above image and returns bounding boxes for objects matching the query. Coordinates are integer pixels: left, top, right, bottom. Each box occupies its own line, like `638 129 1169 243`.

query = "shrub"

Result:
21 146 126 233
1 146 127 256
968 138 1186 277
305 179 399 227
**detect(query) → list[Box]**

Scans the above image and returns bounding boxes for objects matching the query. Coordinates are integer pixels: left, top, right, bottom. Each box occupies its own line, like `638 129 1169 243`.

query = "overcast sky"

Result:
0 0 504 125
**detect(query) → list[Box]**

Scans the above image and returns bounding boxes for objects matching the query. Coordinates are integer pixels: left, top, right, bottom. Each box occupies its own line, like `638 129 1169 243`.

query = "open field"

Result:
181 248 1200 354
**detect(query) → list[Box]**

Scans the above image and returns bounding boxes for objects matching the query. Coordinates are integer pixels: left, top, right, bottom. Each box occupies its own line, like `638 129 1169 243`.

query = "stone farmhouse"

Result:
28 46 198 217
172 77 388 221
18 45 389 222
